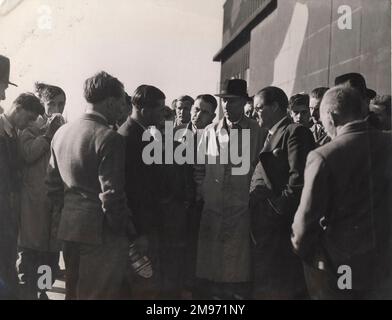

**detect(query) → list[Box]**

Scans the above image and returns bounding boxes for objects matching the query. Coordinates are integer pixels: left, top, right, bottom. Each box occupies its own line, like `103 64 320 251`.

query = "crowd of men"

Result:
0 53 391 300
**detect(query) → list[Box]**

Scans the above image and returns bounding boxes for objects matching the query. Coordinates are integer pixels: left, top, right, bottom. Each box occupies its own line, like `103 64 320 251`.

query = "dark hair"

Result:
13 93 45 116
176 95 194 105
84 71 124 104
255 86 288 111
371 95 391 114
310 87 329 100
131 85 165 110
289 93 309 110
125 92 132 107
195 94 218 112
35 82 66 102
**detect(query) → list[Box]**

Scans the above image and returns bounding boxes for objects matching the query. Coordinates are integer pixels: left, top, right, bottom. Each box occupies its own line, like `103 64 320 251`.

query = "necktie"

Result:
263 132 272 151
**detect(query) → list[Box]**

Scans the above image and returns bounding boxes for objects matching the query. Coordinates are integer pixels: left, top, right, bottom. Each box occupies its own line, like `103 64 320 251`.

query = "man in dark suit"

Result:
46 71 136 300
292 86 392 300
250 86 315 299
117 85 166 299
1 93 44 299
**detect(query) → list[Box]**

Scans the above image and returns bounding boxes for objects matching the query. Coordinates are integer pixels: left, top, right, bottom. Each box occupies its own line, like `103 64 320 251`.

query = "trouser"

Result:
184 202 202 297
62 233 129 300
0 237 18 300
18 249 60 300
160 200 189 299
0 196 18 300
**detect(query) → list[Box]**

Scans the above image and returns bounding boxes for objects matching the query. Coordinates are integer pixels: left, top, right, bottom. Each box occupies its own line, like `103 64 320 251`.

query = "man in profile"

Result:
250 86 315 299
47 71 135 300
309 87 330 146
118 85 166 299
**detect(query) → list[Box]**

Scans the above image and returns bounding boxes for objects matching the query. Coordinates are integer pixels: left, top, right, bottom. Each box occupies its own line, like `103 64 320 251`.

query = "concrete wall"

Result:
245 0 391 96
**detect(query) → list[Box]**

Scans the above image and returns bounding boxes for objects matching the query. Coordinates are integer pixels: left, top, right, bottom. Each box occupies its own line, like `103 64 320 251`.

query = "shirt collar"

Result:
336 120 367 137
131 117 148 131
1 114 16 137
217 114 249 132
85 110 108 123
269 116 287 136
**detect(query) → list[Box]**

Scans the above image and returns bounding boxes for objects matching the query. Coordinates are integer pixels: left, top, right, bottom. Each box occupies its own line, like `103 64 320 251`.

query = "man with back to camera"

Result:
46 71 136 300
292 86 392 299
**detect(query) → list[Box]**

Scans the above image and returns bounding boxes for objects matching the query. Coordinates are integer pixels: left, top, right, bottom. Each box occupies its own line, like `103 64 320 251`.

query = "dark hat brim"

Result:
367 89 376 99
8 81 17 87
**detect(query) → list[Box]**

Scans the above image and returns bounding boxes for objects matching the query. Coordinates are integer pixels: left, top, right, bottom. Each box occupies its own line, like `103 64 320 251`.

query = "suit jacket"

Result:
117 117 164 236
250 116 315 225
250 116 315 296
292 121 392 291
46 113 135 245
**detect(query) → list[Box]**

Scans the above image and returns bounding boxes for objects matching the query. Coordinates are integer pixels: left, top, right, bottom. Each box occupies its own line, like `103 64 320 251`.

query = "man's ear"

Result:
330 112 339 127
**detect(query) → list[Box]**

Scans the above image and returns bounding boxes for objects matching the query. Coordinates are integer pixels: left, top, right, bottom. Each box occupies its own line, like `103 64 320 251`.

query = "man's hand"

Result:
45 114 65 139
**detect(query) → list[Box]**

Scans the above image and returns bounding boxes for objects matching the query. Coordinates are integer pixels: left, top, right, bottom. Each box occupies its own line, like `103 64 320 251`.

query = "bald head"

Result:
320 86 364 139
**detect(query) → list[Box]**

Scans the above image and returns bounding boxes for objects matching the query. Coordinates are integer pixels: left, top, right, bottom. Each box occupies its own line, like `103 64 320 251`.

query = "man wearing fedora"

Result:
250 86 315 299
0 54 20 299
334 72 380 129
195 79 264 299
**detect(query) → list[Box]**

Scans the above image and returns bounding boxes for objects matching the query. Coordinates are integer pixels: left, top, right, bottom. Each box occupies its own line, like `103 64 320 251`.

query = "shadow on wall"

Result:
249 0 305 95
0 0 24 16
249 0 391 96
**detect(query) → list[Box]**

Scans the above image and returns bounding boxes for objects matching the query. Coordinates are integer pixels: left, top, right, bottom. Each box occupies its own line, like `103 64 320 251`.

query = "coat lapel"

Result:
261 116 291 153
258 117 291 190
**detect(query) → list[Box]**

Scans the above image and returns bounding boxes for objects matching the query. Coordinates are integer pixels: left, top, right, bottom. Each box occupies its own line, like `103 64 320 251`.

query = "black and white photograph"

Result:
0 0 391 305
